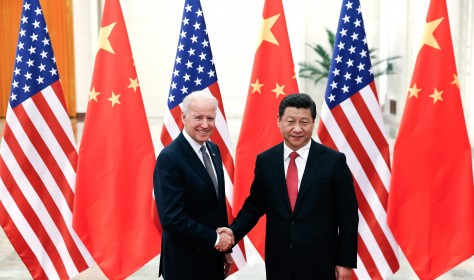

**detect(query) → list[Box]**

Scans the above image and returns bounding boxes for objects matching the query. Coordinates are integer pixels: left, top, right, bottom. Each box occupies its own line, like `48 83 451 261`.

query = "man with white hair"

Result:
154 91 234 280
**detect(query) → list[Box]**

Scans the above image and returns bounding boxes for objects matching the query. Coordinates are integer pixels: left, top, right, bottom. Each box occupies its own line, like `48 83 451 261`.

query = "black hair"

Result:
278 93 317 120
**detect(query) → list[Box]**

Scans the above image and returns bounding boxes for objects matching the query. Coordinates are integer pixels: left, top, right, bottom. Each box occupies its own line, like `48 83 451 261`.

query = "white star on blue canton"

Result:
324 1 375 109
166 0 219 110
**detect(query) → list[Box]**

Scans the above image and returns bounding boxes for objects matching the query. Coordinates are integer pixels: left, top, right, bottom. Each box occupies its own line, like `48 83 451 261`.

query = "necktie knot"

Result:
289 151 299 160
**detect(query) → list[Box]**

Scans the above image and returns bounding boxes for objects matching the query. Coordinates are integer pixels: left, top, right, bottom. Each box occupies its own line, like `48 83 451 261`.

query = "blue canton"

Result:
325 0 374 109
167 0 217 110
10 0 59 108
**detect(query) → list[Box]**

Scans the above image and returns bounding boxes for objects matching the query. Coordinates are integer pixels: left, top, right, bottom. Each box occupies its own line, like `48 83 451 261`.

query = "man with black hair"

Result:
220 93 358 280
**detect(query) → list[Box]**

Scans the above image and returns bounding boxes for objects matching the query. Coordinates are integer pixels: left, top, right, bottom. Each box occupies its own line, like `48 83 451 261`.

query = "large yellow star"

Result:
250 79 264 94
451 74 459 88
271 83 286 98
429 88 444 104
258 14 280 48
420 17 443 50
128 77 139 92
89 87 101 102
97 22 116 54
108 91 121 107
408 83 421 99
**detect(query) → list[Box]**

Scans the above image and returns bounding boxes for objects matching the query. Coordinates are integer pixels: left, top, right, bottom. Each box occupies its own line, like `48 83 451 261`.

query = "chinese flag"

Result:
72 0 161 278
387 0 474 279
233 0 299 258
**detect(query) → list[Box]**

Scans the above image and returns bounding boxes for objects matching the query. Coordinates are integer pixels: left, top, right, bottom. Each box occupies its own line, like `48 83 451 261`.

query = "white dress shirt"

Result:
283 140 311 190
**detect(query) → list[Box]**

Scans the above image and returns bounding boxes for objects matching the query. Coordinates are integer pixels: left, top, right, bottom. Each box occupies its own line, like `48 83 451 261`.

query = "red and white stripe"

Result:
318 82 399 279
159 84 246 269
0 81 93 279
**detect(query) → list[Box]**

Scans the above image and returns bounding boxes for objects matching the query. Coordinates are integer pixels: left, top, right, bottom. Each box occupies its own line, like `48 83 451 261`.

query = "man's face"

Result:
182 99 217 144
278 107 315 151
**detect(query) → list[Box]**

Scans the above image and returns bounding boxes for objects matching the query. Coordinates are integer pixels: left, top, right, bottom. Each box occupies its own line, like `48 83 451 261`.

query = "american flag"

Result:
159 0 245 269
317 0 400 279
0 0 93 279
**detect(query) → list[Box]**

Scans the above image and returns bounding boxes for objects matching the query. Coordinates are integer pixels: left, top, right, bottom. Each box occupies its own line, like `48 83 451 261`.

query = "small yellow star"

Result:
271 83 286 98
108 91 121 107
97 22 116 54
429 88 444 104
408 83 421 99
258 14 280 48
420 17 443 50
89 87 101 102
451 74 459 88
128 77 139 92
250 79 264 94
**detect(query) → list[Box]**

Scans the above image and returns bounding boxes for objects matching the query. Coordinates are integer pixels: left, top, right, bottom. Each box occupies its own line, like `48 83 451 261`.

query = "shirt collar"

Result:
183 130 205 154
283 140 311 160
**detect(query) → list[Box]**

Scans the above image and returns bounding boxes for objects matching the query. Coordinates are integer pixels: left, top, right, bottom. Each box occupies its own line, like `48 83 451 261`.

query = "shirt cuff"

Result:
214 232 220 246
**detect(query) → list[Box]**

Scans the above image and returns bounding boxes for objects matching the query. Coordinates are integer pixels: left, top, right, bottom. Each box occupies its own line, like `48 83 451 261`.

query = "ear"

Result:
181 112 186 124
277 115 281 128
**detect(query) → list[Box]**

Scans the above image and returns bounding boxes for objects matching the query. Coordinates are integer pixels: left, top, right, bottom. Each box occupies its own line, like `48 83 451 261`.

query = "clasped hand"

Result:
214 227 234 252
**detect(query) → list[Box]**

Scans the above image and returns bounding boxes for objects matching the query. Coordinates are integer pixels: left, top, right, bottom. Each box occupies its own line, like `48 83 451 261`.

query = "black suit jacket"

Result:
154 132 229 280
230 140 358 280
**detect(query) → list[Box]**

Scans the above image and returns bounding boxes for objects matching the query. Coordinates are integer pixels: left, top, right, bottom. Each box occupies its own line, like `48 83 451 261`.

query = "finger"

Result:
224 264 230 277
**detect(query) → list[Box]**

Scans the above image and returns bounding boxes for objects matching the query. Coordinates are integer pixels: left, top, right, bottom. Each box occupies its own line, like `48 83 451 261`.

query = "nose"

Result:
292 124 302 132
200 118 210 128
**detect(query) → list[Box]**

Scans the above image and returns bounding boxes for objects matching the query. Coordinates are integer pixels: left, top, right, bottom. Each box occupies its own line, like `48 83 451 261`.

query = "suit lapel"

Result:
293 140 325 213
270 144 293 212
177 133 219 199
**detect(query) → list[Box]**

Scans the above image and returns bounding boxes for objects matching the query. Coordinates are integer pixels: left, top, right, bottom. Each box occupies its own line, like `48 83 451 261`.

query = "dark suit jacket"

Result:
154 132 229 280
230 140 358 280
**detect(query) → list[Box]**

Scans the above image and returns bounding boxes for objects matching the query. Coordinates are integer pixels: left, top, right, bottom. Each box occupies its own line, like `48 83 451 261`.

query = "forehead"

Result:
188 99 216 114
281 107 312 118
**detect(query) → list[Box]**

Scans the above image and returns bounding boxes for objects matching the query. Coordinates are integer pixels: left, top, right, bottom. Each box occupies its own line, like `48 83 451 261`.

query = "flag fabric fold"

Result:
72 0 161 278
0 0 93 278
318 0 400 279
158 0 246 272
387 0 474 279
233 0 299 259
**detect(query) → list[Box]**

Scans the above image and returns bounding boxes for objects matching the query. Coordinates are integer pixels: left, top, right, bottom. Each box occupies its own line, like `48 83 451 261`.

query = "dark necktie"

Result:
201 145 218 196
286 151 299 211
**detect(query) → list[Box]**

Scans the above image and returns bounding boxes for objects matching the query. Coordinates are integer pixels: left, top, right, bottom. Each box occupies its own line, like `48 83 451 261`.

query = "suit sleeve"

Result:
334 153 359 268
154 151 217 250
229 155 266 243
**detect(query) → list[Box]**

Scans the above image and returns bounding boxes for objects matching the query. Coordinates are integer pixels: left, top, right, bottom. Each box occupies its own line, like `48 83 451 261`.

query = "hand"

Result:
215 227 234 252
217 227 234 237
335 265 352 280
224 253 234 278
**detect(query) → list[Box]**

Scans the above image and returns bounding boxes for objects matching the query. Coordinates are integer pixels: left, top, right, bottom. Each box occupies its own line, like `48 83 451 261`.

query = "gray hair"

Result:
182 90 218 115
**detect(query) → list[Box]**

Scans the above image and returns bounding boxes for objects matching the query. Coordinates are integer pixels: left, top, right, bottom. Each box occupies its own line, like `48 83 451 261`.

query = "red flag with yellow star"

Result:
72 0 161 278
387 0 474 278
233 0 298 259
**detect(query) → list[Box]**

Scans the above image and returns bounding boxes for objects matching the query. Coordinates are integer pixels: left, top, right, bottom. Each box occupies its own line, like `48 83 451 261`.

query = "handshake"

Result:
214 227 234 252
